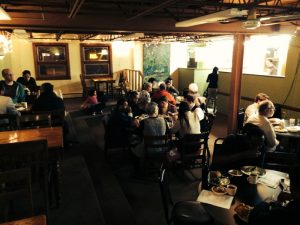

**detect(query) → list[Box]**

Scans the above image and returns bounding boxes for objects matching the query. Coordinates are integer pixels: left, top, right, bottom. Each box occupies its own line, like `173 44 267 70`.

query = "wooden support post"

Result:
228 34 245 134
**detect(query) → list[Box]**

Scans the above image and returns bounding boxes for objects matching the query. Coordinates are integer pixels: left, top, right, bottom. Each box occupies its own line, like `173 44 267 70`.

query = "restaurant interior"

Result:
0 1 300 225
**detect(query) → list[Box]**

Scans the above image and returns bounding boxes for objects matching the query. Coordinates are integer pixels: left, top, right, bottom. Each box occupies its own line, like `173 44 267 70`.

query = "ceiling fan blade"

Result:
259 14 300 23
175 8 248 27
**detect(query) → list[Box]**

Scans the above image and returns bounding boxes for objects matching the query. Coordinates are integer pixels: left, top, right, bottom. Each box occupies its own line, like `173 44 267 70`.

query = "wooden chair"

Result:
237 108 245 133
0 169 33 222
31 109 65 127
80 74 93 98
158 163 213 225
143 134 171 174
264 151 298 173
181 132 210 170
0 140 49 217
0 114 18 131
16 113 51 129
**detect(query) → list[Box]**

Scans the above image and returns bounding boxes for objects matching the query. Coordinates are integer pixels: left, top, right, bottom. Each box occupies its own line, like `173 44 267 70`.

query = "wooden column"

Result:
228 34 245 134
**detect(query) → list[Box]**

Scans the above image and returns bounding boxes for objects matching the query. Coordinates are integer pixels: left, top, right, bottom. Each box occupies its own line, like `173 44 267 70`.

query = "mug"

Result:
21 102 28 109
289 118 296 126
248 174 258 184
226 184 237 196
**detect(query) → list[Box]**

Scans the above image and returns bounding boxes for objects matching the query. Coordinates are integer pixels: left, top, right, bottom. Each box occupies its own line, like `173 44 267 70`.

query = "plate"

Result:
287 126 300 133
234 203 253 223
211 186 227 195
274 127 288 133
228 169 243 177
269 118 281 125
241 166 266 176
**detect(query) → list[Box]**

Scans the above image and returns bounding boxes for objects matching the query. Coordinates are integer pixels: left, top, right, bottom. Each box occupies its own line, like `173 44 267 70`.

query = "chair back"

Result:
17 112 52 129
0 168 33 222
210 137 225 170
237 108 245 133
32 109 65 127
80 74 93 98
144 134 170 158
200 113 214 133
0 140 49 215
158 163 173 225
0 113 18 131
264 152 298 173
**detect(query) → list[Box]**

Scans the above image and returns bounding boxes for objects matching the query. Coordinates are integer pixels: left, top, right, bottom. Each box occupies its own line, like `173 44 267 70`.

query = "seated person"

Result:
165 77 179 97
171 101 201 138
16 70 38 93
185 94 205 121
188 83 205 107
0 95 20 129
138 82 152 112
128 91 141 117
0 68 25 103
80 88 105 115
152 83 176 105
147 77 158 91
31 82 65 112
106 98 139 145
131 102 167 158
211 124 265 170
158 96 177 117
244 93 269 123
248 163 300 225
245 100 279 151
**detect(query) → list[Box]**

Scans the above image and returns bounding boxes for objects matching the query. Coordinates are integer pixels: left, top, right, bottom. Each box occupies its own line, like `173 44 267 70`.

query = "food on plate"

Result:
274 127 288 133
228 169 243 177
211 186 227 195
234 203 253 222
269 118 281 125
241 166 266 176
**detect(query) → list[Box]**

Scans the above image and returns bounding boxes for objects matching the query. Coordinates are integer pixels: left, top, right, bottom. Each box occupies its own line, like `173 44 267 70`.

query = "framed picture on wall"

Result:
80 43 112 77
33 43 71 80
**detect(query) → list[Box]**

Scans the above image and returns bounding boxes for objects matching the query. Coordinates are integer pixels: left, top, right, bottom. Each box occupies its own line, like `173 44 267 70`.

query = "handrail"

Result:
112 69 144 91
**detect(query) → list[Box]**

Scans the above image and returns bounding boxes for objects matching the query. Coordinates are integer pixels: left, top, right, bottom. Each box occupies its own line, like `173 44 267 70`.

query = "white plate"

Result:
287 126 300 133
234 204 253 223
228 169 243 177
241 166 266 176
274 127 288 133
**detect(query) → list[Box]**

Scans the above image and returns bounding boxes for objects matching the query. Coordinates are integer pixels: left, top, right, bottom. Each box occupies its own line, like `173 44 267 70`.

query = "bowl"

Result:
211 186 227 195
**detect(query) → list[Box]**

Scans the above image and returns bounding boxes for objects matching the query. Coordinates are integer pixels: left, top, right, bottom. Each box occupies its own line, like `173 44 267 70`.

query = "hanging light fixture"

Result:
0 6 11 20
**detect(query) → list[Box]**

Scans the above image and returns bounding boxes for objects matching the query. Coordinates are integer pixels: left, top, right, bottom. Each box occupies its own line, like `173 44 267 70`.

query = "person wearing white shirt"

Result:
245 100 279 151
244 93 269 124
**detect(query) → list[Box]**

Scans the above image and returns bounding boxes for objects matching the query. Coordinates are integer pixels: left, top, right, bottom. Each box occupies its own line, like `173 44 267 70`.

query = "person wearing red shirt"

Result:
151 83 176 105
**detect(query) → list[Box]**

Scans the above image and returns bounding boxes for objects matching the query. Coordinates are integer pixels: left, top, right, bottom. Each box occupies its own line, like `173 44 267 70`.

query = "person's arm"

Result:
194 107 204 121
6 97 21 116
206 74 211 83
262 119 279 147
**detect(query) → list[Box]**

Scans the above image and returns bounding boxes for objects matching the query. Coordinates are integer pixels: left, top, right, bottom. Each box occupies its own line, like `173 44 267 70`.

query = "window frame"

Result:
33 43 71 80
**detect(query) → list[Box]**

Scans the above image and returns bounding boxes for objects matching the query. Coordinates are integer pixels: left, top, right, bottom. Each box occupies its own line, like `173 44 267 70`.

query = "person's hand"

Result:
132 118 140 127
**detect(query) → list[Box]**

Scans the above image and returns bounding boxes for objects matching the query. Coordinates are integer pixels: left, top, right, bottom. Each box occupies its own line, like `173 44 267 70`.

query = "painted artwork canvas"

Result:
143 43 170 82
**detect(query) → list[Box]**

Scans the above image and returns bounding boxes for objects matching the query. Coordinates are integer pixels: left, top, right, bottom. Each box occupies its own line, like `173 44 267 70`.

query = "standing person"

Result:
16 70 38 93
244 93 269 123
0 68 25 103
206 66 219 101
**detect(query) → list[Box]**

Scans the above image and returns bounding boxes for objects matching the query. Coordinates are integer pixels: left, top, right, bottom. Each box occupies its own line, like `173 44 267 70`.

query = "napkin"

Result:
257 171 282 188
197 190 233 209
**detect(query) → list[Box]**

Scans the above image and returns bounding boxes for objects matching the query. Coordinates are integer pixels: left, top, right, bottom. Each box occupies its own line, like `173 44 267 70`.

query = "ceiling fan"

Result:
175 8 300 30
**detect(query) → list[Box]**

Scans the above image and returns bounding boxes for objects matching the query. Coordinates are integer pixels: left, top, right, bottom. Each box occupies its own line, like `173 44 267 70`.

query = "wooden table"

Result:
0 127 63 207
0 127 63 149
92 77 115 96
199 169 287 225
0 215 46 225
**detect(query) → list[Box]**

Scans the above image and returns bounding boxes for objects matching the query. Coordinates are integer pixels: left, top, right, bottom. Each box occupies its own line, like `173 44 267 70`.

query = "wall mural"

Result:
143 43 170 81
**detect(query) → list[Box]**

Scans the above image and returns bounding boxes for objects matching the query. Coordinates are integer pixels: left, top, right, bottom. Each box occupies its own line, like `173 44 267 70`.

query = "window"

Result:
33 43 70 80
80 44 112 77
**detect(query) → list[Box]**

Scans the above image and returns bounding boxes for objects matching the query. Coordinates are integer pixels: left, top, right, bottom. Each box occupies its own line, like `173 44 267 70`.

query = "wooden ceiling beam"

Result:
69 0 85 19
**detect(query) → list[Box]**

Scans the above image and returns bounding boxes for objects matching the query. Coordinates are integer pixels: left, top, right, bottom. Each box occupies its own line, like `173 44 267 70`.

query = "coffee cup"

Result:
248 174 258 184
21 102 28 109
226 184 237 196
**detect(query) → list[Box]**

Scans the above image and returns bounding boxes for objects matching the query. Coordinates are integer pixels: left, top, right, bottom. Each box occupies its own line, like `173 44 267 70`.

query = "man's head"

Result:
143 82 152 92
146 102 158 116
159 83 166 90
41 82 54 94
289 164 300 199
158 96 169 113
258 100 275 118
255 93 269 103
129 91 139 104
165 79 172 88
22 70 31 81
116 98 129 112
188 83 198 94
2 68 13 83
213 67 218 73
